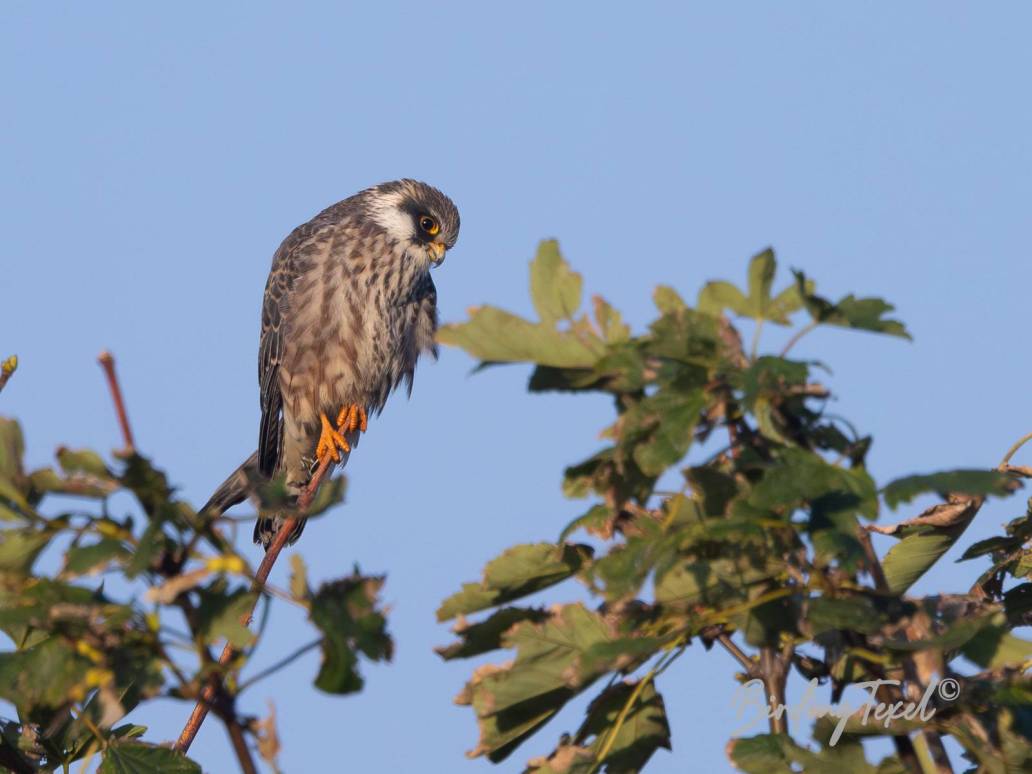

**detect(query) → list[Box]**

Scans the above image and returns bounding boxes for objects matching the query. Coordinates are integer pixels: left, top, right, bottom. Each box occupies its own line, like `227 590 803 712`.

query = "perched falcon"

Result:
202 180 460 549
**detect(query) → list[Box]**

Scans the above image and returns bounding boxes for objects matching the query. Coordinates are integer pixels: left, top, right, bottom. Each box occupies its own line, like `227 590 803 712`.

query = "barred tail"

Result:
204 450 310 552
252 514 307 550
201 450 259 516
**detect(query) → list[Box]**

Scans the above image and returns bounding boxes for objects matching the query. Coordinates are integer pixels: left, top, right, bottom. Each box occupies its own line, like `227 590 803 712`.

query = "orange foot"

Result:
315 412 350 465
336 404 368 434
314 405 369 466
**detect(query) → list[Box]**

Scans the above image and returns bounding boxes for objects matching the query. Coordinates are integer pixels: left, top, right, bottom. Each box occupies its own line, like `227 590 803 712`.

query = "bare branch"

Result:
97 351 136 453
0 354 17 395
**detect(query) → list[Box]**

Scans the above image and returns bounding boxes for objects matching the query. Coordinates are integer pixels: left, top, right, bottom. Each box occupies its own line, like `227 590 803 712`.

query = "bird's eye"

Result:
419 215 440 236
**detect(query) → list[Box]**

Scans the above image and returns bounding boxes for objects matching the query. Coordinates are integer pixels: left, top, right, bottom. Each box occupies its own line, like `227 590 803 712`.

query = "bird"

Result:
201 179 460 549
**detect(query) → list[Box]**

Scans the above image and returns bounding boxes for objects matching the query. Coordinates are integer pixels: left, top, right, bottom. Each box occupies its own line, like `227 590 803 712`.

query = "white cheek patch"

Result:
367 190 414 244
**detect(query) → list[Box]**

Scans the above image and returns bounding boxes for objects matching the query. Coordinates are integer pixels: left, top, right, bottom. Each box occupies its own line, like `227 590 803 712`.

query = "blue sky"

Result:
2 2 1030 772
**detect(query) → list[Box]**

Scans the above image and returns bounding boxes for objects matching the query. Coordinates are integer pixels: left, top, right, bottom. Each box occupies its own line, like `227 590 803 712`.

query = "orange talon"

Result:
316 412 350 464
335 404 368 434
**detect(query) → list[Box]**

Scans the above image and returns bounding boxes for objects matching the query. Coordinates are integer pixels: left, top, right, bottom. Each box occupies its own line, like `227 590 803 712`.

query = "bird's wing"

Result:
257 243 295 477
257 213 343 476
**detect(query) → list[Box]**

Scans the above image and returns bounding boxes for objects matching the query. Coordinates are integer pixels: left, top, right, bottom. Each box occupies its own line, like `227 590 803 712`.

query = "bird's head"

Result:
363 179 460 268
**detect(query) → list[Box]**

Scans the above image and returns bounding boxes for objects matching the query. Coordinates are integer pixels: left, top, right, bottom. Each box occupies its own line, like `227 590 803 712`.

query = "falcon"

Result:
202 179 460 549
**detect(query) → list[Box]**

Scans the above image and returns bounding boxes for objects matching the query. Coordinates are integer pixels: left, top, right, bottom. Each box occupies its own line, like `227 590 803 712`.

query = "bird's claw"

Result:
316 412 350 464
336 404 368 434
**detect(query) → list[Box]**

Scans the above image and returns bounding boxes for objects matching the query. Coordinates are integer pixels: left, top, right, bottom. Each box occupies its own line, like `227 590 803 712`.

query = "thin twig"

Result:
223 716 258 774
759 645 791 735
588 641 688 774
716 633 755 675
780 320 818 357
858 528 890 592
97 351 136 453
0 354 17 395
238 638 321 693
174 455 334 753
749 318 764 362
998 431 1032 469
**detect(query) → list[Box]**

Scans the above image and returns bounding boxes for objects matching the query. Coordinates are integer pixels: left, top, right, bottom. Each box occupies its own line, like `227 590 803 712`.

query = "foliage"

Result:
0 403 390 771
437 243 1032 773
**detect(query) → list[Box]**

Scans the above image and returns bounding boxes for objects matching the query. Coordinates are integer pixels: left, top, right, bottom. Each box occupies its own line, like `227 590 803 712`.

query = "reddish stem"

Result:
173 456 333 753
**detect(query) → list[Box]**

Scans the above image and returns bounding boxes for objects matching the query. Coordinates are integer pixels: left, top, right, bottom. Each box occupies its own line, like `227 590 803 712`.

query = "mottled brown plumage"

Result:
203 180 459 548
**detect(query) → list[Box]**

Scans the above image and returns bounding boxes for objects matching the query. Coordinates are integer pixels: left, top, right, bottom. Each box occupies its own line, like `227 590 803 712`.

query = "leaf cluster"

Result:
437 244 1032 773
0 416 390 772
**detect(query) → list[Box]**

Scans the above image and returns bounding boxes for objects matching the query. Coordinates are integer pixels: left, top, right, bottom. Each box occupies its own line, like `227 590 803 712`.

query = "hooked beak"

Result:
428 241 447 266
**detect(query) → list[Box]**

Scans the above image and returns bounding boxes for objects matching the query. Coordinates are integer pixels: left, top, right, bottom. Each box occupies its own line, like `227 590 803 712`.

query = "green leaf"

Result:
747 448 878 521
882 469 1015 509
684 467 739 517
0 637 90 713
119 454 175 518
645 306 720 365
530 240 583 326
99 741 200 774
437 543 593 621
652 285 686 314
309 573 392 694
289 554 310 600
961 627 1032 669
873 490 990 592
746 248 777 317
589 518 679 603
766 280 810 324
0 578 102 647
592 295 631 343
63 538 129 577
528 680 672 773
739 357 809 410
794 270 911 339
458 604 615 762
697 281 749 317
124 521 169 579
437 307 604 368
56 447 115 480
435 607 550 661
195 586 257 648
558 504 614 542
728 732 884 774
733 596 800 648
28 466 117 499
0 477 34 522
806 596 883 635
0 527 53 575
699 251 811 325
960 535 1018 561
727 733 798 774
881 532 959 594
654 556 778 608
629 389 708 476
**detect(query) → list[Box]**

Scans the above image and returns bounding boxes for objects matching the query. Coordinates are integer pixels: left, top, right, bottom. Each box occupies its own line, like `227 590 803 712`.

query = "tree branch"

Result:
859 497 948 772
716 632 755 675
222 711 259 774
97 351 136 453
173 455 334 754
97 351 330 769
